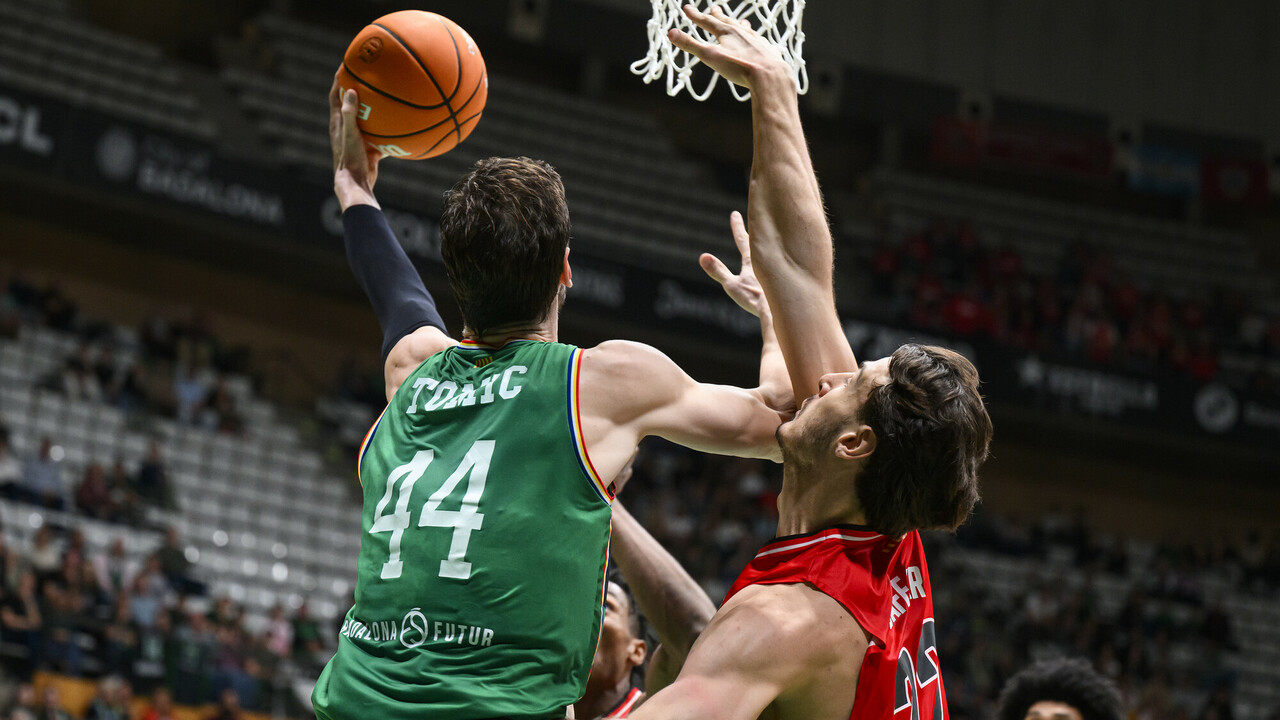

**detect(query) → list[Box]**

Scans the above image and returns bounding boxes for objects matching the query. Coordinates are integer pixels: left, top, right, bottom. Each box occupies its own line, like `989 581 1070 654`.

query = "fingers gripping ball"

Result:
338 11 487 160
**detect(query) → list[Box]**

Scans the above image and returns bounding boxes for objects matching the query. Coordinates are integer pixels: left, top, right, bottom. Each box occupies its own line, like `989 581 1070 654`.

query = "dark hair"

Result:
997 658 1123 720
856 344 991 538
439 157 571 336
606 569 644 639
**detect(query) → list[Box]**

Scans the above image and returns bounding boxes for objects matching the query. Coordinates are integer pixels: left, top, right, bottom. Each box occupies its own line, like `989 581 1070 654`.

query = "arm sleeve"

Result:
343 204 448 360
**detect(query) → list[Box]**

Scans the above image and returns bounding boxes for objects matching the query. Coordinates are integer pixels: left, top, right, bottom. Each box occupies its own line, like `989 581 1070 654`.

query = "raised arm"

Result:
329 72 455 399
670 8 857 401
577 215 790 479
610 500 716 695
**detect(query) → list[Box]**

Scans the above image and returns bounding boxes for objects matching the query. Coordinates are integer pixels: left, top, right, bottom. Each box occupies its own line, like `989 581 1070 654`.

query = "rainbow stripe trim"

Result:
356 403 390 487
567 348 613 504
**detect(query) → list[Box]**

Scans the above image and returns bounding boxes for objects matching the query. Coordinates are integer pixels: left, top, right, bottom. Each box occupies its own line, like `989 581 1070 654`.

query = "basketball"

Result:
337 11 487 160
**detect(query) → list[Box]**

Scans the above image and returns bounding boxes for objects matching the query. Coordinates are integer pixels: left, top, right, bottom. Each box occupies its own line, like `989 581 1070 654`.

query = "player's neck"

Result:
776 464 866 536
465 316 559 346
574 674 633 719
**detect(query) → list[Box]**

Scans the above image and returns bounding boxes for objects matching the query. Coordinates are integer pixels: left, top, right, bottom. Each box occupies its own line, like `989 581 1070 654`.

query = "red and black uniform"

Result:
724 525 947 719
600 687 643 718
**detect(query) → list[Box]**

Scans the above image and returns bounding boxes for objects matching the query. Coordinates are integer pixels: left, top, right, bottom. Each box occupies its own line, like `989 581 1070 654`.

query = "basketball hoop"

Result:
630 0 807 101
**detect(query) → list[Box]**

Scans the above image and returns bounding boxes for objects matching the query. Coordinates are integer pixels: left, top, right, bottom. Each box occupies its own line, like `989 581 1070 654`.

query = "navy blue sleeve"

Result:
343 204 448 360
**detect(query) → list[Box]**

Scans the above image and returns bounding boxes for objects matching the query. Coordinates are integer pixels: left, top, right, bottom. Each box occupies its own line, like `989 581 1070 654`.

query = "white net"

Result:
630 0 808 101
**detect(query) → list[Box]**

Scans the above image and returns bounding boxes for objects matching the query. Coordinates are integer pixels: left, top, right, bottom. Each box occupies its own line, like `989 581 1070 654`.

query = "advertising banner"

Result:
1128 144 1201 198
931 117 1114 180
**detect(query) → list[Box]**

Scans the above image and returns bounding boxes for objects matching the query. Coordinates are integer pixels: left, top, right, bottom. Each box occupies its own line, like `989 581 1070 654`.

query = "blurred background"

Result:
0 0 1277 718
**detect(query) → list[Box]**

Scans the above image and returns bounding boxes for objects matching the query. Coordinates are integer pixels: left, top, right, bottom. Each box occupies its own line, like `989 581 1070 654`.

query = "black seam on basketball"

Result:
359 114 454 139
372 21 462 142
411 112 480 158
435 16 465 102
341 60 449 110
413 127 461 158
453 71 486 117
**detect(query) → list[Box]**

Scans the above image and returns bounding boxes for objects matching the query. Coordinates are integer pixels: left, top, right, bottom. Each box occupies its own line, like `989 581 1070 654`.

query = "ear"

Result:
560 247 573 288
835 426 876 462
627 637 647 667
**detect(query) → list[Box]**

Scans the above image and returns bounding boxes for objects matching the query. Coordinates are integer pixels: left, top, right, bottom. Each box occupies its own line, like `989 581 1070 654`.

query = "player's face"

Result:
779 358 892 455
588 582 645 686
1024 701 1083 720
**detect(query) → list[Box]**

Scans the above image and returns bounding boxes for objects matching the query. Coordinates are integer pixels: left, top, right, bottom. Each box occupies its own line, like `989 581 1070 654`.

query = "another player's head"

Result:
440 156 572 337
588 577 647 692
778 343 991 537
996 658 1123 720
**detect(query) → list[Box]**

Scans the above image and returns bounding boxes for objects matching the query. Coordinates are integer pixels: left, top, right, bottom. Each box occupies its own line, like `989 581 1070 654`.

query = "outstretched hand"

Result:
701 211 768 319
666 4 791 91
329 70 382 210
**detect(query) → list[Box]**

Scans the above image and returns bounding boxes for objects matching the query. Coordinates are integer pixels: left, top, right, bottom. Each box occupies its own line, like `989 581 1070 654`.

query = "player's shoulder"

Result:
578 341 685 391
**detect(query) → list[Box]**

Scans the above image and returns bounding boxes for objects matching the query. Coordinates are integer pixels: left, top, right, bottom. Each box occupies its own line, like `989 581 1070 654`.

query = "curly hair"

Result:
996 658 1123 720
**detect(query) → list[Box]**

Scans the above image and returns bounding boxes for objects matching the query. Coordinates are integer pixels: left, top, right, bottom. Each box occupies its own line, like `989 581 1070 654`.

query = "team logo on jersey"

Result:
401 608 429 648
474 356 493 368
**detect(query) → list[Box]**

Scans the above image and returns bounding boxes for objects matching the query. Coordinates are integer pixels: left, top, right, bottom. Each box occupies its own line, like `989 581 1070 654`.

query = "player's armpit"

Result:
383 326 457 400
628 584 862 720
577 340 784 468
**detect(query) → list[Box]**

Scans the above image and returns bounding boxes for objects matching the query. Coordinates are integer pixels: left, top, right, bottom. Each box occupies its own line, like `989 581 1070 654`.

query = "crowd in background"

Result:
0 274 251 437
0 506 328 715
851 222 1280 394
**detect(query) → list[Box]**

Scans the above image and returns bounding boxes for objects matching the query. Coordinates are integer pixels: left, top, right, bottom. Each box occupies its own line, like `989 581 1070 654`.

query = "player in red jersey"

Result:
628 7 993 720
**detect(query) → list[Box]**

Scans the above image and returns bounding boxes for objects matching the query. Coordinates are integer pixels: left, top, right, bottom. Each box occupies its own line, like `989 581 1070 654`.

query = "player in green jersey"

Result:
313 75 791 719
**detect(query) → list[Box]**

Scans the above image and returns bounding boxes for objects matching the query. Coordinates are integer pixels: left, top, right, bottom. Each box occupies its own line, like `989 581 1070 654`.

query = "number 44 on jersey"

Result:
370 440 494 582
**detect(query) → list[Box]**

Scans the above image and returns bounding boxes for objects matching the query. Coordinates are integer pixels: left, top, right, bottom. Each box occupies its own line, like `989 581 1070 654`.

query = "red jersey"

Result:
601 687 643 718
724 526 946 720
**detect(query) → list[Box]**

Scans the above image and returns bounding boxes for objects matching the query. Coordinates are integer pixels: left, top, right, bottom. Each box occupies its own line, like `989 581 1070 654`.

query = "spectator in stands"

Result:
996 658 1123 720
21 438 65 510
201 377 243 435
264 604 292 659
35 686 71 720
173 364 206 425
103 595 138 674
156 527 199 595
0 570 42 677
93 538 137 602
26 527 61 584
127 556 171 629
0 531 18 594
85 676 129 720
169 611 213 705
76 463 116 521
41 552 89 676
107 459 145 528
56 345 103 402
291 600 322 659
211 624 258 710
3 684 37 720
132 610 170 693
139 688 174 720
135 442 174 510
0 434 22 499
203 689 243 720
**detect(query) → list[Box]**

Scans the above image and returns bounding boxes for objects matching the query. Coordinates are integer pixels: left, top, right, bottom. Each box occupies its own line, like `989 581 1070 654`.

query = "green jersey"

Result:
313 339 613 720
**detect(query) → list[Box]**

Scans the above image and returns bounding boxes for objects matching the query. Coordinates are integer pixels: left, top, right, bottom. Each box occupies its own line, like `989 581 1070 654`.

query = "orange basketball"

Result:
338 11 487 160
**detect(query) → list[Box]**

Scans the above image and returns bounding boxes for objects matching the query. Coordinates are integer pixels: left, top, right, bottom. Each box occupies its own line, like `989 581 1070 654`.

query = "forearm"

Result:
747 70 828 280
611 502 716 664
342 205 447 360
746 69 856 397
754 310 790 412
